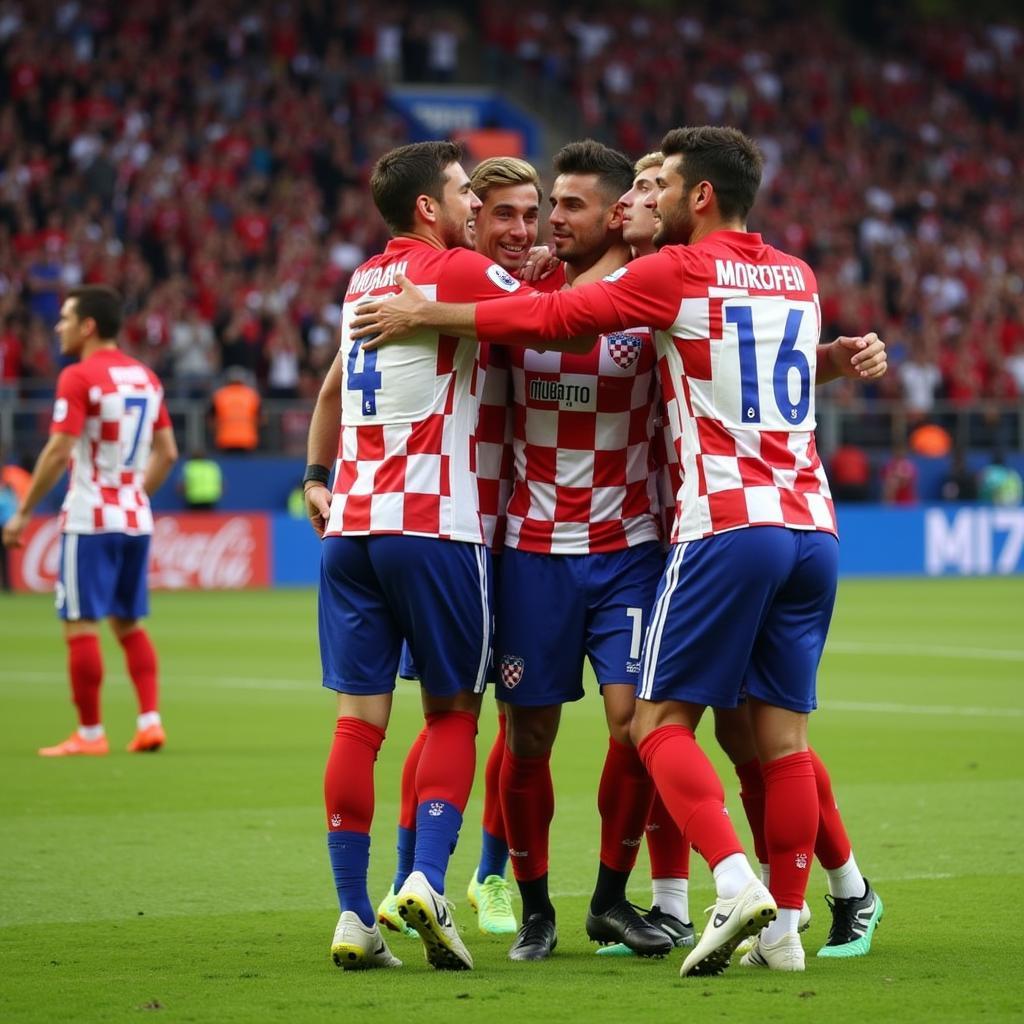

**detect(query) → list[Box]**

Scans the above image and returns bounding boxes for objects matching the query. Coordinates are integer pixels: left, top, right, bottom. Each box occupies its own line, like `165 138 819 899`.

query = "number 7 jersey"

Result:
475 230 836 543
50 348 171 534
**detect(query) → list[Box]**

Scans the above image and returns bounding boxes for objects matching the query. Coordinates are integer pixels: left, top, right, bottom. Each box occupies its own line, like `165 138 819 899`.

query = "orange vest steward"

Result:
212 383 260 450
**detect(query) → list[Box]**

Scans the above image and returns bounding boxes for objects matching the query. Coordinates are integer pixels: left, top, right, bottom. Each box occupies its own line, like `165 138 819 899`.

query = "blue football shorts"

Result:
56 531 150 622
637 527 839 713
494 542 665 706
399 556 503 685
319 535 492 698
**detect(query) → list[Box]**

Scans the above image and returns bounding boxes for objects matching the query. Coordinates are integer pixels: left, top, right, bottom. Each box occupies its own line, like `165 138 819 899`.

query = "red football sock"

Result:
68 634 103 727
599 737 654 872
637 725 743 869
399 727 428 830
481 713 507 841
324 717 385 833
119 628 159 714
735 756 768 866
416 710 478 811
646 792 690 879
500 748 554 882
809 747 853 870
762 751 818 910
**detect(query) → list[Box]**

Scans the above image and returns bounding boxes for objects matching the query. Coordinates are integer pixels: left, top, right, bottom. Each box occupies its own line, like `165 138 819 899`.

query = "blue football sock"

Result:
392 825 416 894
327 831 374 926
476 829 509 883
413 799 463 893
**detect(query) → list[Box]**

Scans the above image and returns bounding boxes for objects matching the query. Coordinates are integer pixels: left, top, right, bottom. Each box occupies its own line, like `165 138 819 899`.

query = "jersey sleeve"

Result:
49 366 89 437
438 248 540 304
474 251 685 345
153 397 172 430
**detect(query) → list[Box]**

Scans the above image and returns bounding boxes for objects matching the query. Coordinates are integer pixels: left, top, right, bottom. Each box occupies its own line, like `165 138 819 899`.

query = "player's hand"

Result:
304 484 332 539
2 509 29 548
518 245 560 282
829 332 886 380
352 275 428 349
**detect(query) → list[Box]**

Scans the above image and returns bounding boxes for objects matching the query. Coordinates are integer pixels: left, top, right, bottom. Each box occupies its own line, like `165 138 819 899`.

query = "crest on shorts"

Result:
606 333 641 370
500 655 525 688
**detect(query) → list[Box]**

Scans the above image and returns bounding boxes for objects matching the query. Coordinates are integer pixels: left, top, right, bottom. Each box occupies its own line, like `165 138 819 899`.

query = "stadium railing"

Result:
3 394 1022 457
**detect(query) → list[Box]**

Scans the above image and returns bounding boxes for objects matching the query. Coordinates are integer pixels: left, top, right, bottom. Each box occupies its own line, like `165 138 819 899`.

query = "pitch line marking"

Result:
826 640 1024 663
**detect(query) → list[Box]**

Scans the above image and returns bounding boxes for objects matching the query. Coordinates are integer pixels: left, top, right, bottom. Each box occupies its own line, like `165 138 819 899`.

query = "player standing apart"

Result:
3 285 177 756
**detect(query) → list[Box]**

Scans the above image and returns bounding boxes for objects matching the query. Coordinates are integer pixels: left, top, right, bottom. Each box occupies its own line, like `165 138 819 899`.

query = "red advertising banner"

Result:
10 513 271 592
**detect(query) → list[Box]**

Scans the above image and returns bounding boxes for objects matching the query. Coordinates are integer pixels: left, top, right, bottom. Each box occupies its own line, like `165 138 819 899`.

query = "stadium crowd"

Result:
0 1 1022 425
479 2 1024 415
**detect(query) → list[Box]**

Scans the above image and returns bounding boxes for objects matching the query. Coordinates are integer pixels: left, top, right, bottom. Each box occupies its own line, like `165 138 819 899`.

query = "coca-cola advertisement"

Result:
9 513 272 592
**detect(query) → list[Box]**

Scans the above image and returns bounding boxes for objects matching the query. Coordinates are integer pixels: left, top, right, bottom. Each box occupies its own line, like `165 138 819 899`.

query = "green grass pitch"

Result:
2 579 1022 1023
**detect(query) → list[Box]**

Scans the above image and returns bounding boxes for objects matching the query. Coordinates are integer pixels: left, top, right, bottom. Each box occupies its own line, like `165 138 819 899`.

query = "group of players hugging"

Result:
305 127 887 977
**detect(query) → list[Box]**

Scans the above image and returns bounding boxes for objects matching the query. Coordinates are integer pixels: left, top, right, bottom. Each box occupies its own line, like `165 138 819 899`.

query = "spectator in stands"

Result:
941 447 978 502
977 452 1024 507
829 444 872 503
899 338 943 422
881 442 919 506
211 368 261 454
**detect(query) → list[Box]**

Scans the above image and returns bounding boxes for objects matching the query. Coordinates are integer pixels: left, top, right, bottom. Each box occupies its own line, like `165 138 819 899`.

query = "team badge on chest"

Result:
606 333 642 370
500 655 525 688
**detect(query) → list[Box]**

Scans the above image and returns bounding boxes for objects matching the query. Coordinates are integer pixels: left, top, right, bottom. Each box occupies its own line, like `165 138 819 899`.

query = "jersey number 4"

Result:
346 336 382 416
725 304 811 427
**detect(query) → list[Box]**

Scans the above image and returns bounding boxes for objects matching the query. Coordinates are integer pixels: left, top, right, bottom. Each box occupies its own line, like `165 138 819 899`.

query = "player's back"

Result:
328 236 523 543
56 348 167 535
654 231 835 542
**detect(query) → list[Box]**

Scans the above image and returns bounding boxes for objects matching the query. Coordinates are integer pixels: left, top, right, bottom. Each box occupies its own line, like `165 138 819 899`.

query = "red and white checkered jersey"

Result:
476 231 836 542
326 237 524 542
503 264 661 553
49 348 171 535
475 343 514 551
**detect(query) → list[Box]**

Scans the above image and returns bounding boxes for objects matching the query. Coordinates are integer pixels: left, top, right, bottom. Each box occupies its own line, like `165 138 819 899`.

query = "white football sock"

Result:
651 878 689 923
763 907 801 944
137 711 162 730
825 853 866 900
712 854 756 900
78 724 105 741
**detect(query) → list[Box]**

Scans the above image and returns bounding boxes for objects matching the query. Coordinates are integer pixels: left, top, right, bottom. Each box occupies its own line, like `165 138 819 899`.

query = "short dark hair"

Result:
660 126 763 221
370 141 464 234
68 285 123 339
552 140 634 205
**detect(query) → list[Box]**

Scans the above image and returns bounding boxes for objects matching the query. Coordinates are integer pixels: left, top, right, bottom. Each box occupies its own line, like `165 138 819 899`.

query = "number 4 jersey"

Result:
50 348 171 535
475 230 836 543
327 237 524 544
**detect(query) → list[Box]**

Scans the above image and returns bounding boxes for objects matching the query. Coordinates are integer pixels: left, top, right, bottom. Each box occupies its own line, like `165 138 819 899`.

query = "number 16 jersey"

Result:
475 230 836 543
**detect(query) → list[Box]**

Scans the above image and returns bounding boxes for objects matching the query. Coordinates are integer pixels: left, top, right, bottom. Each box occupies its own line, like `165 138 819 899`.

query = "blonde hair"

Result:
470 157 543 203
634 151 663 175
